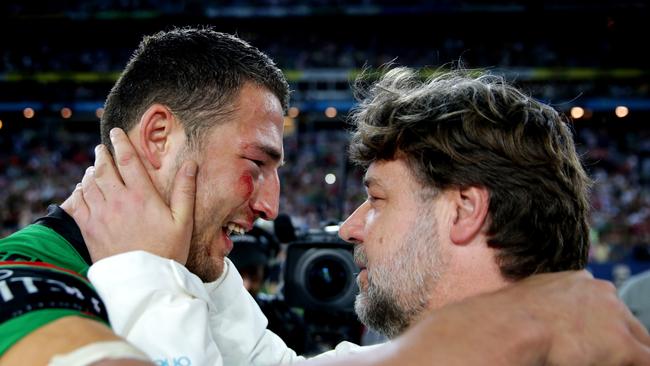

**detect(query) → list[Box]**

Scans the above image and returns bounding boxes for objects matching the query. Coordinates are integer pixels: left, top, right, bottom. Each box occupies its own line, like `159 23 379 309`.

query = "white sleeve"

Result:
88 251 223 366
206 258 374 365
88 251 366 366
206 257 304 366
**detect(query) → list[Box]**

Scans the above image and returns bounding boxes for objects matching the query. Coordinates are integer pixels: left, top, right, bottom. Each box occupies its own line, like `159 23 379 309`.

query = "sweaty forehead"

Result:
236 82 284 118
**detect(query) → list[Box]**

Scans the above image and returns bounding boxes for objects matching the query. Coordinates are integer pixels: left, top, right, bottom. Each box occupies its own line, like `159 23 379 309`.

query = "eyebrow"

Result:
251 143 285 167
362 176 384 189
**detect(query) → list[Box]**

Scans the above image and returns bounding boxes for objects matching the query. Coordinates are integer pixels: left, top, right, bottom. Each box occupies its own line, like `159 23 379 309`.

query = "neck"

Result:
429 241 511 310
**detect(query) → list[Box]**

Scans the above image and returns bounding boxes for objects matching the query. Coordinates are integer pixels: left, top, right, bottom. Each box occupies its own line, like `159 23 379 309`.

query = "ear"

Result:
449 186 490 245
137 104 177 170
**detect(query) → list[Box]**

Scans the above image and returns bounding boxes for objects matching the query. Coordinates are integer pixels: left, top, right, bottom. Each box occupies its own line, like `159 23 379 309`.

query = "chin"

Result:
186 249 225 283
193 262 223 283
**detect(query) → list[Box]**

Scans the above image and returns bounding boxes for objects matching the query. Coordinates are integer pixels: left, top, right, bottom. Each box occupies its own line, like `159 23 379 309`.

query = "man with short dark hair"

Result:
0 26 291 365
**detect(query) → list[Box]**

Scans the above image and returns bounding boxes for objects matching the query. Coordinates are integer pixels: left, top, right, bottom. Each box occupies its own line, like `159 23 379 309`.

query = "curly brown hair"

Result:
349 67 591 280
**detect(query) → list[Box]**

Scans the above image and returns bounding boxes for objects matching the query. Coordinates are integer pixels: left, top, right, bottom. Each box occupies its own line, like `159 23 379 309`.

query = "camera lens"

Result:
305 257 348 301
289 245 359 311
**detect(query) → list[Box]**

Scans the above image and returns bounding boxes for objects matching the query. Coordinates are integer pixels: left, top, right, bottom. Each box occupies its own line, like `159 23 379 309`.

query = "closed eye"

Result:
368 195 383 203
247 158 265 167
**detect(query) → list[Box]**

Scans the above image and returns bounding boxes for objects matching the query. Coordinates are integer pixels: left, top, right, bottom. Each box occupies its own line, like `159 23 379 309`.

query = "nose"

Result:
251 170 280 220
338 201 368 244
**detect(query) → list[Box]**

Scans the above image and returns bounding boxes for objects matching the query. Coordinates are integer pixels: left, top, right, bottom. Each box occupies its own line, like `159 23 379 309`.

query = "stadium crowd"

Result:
1 122 648 267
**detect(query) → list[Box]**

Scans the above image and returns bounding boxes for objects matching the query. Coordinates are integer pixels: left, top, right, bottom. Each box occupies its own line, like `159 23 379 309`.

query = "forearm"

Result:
390 292 548 366
306 271 649 366
1 316 148 366
294 289 548 366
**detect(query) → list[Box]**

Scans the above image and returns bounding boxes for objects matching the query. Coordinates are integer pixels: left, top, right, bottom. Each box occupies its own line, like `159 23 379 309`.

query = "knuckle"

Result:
81 182 92 195
94 163 104 178
117 150 134 166
82 169 94 184
183 185 196 196
110 199 124 212
129 193 145 207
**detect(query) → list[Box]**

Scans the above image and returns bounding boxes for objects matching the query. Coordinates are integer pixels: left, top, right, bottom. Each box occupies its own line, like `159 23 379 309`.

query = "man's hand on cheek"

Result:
68 128 198 265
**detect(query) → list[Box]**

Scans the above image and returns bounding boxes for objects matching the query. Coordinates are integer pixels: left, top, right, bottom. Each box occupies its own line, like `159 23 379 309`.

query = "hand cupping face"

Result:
69 128 197 265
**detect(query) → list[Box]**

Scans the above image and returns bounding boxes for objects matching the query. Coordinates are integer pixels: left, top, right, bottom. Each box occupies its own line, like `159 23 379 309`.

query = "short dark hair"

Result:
349 67 591 280
101 26 289 149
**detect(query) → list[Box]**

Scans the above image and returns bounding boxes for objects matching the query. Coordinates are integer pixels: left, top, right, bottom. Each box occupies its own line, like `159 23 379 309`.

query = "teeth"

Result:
226 223 246 236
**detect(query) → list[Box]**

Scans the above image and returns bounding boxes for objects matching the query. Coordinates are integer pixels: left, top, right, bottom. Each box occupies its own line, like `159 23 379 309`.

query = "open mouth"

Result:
224 222 246 237
220 222 247 255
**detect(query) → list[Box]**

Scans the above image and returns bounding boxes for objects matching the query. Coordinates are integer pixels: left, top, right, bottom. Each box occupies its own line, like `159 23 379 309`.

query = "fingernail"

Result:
185 161 197 177
86 166 95 175
109 128 118 141
76 183 82 190
94 144 102 155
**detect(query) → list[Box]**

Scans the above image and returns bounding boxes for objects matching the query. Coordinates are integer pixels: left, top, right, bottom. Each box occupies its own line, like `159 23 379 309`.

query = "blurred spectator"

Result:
618 269 650 331
1 122 649 267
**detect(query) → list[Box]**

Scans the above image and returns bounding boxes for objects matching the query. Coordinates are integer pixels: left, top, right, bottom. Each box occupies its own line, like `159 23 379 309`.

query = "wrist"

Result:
502 305 550 365
486 288 550 365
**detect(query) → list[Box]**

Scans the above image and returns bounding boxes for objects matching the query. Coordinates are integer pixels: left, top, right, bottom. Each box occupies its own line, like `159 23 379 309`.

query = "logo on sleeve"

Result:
0 263 109 324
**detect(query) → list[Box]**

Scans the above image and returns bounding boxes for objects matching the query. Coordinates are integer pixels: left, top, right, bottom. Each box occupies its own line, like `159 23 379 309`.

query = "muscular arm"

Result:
1 316 151 366
297 271 650 366
0 230 150 365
